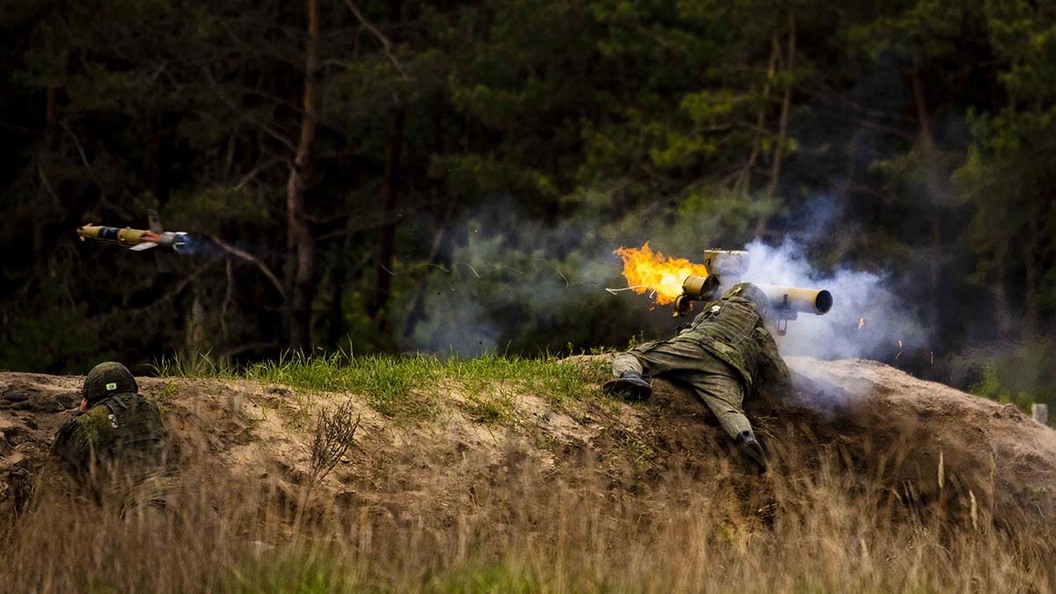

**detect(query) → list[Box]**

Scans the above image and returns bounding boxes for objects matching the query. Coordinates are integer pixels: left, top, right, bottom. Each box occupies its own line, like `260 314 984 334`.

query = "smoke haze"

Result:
405 193 930 365
740 238 929 360
406 197 625 357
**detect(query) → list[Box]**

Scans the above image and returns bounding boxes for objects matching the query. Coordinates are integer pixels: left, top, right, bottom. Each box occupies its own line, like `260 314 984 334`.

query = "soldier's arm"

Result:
52 417 90 471
51 409 108 472
754 327 793 399
676 300 721 336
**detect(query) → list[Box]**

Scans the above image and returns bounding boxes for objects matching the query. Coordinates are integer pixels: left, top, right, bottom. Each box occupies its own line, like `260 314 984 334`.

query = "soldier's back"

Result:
52 392 170 512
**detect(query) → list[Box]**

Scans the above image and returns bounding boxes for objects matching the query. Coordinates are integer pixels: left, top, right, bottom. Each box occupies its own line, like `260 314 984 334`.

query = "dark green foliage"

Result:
0 0 1053 407
963 339 1056 424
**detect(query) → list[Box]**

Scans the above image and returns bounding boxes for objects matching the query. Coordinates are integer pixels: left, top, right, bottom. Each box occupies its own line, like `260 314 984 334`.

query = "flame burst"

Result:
614 242 710 305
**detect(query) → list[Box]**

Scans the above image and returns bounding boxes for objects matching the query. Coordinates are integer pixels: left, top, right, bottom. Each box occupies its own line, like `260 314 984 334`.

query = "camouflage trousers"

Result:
613 339 752 440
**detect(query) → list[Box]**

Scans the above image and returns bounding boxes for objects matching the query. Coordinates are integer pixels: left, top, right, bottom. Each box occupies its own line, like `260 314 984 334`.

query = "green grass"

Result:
461 390 517 424
150 350 609 422
220 548 362 594
442 353 608 408
423 563 542 594
151 350 238 378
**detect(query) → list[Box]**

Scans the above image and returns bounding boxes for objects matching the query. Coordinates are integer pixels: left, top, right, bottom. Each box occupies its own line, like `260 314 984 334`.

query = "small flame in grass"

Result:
858 317 865 331
614 243 710 305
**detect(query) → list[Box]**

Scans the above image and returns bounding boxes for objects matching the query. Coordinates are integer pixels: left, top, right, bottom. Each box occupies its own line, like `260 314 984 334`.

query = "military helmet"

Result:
722 282 770 314
83 361 138 404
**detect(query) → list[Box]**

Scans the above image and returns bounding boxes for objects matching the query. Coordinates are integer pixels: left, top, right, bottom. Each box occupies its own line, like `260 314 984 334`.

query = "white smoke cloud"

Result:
403 196 622 356
740 238 929 360
411 288 503 357
406 191 932 364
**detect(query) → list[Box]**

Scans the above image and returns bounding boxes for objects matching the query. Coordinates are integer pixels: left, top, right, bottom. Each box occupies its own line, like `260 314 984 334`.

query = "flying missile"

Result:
76 209 188 253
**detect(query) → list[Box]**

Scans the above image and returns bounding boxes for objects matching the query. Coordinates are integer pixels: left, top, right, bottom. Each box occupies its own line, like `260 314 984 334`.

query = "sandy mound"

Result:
782 357 1056 526
1 357 1054 533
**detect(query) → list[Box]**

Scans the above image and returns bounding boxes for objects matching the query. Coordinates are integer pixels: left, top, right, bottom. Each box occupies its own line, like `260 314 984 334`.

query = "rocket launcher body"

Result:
672 249 833 335
677 275 833 334
755 284 833 335
755 284 834 317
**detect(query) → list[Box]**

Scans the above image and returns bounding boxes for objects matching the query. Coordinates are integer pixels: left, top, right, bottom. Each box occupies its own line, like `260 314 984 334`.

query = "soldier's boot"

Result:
736 430 768 474
602 371 652 401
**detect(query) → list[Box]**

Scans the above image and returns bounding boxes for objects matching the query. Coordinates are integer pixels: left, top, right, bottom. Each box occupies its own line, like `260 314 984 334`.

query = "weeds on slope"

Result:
4 443 1054 594
152 350 607 422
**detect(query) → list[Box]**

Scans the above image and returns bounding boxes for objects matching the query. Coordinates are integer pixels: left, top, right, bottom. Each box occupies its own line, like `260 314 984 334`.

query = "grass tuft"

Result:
150 350 238 378
221 547 361 594
153 350 604 423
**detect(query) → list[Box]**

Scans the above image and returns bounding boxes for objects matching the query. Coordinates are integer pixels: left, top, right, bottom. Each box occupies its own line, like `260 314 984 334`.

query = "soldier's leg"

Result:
612 351 645 377
678 357 752 439
606 340 708 400
676 356 767 473
604 349 653 400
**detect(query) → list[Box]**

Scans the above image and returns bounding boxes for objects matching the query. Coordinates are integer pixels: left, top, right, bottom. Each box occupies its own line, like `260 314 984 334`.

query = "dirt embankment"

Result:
1 357 1055 534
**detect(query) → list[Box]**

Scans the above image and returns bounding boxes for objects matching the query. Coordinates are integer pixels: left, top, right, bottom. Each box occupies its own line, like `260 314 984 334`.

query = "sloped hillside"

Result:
1 356 1054 593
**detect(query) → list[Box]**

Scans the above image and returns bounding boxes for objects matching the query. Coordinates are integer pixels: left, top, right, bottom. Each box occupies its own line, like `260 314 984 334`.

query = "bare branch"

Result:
60 123 91 169
37 164 61 208
235 157 285 191
221 259 233 340
83 258 221 331
204 69 297 154
342 0 407 79
208 235 288 300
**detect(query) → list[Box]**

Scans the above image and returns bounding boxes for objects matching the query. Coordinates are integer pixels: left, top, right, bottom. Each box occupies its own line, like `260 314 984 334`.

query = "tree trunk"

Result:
327 235 348 348
994 260 1012 341
1023 198 1040 335
403 194 458 337
755 12 795 238
285 0 321 353
402 92 451 339
367 0 405 338
737 33 779 194
911 65 945 333
368 105 405 336
185 283 206 362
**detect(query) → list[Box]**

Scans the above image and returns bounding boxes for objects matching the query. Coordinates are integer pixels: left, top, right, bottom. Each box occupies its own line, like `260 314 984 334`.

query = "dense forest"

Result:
0 0 1053 408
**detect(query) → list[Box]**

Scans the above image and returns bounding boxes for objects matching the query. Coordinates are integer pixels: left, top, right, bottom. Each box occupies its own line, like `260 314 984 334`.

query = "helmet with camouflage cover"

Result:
722 282 769 315
83 361 138 405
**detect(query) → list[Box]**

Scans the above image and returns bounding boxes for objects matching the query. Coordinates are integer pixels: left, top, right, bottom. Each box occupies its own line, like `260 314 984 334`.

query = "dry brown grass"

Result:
3 444 1053 594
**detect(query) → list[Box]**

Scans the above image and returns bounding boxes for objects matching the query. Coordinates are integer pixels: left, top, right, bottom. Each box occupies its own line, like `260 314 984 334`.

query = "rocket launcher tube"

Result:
674 276 832 328
673 274 719 316
755 284 833 317
755 284 832 336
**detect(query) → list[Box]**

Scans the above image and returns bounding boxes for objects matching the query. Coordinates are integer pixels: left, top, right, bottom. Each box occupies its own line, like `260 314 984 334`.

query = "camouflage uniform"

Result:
52 362 170 512
609 283 792 469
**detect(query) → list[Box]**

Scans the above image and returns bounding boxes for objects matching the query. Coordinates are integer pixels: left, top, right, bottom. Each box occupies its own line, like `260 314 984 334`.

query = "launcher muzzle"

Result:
673 274 720 316
755 284 833 334
674 277 832 335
